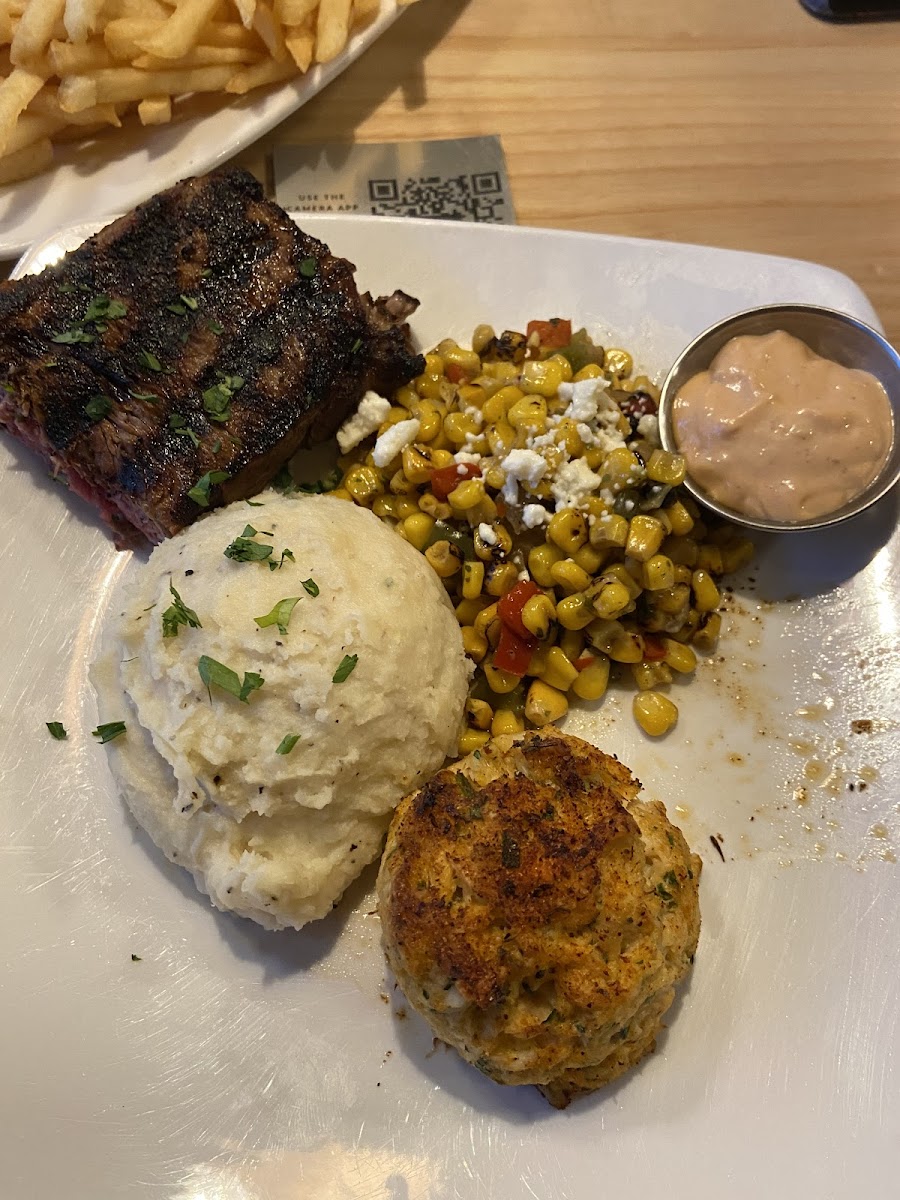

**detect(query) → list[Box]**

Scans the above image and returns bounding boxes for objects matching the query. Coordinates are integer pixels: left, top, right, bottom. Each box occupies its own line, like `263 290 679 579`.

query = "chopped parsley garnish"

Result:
188 469 230 508
138 349 163 372
46 721 67 740
180 294 199 311
501 831 521 869
84 394 112 421
92 721 126 743
268 548 295 571
161 582 202 638
202 374 243 423
200 267 213 278
130 389 158 402
254 596 300 635
332 653 358 684
350 337 363 354
224 535 273 562
207 320 224 335
84 295 126 323
302 578 319 597
457 773 475 799
246 499 264 507
299 257 317 278
198 655 264 703
51 328 94 345
58 282 75 294
166 301 187 316
295 466 342 495
276 734 300 756
168 413 200 447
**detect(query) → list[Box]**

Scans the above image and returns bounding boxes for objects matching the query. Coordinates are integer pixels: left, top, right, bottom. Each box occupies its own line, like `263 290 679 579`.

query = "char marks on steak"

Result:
0 168 424 544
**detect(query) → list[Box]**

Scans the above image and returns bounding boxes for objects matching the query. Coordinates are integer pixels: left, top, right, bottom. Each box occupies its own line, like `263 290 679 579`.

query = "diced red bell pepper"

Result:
430 462 481 502
574 655 596 671
526 318 572 349
493 623 536 676
497 579 542 640
445 362 469 384
642 634 667 662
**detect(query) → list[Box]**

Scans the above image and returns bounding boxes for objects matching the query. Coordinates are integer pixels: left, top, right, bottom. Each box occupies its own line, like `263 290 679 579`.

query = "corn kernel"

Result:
663 535 700 567
588 580 631 619
415 372 444 400
573 362 605 382
465 697 493 729
393 496 420 520
528 542 565 586
626 514 665 562
418 493 451 520
389 468 417 496
586 617 623 655
559 629 585 661
607 629 644 663
603 348 633 378
372 494 399 519
487 420 516 458
474 524 512 561
474 603 500 643
401 443 437 484
401 512 434 550
556 594 595 630
455 595 490 626
458 728 491 755
547 353 573 383
697 544 724 575
645 449 686 486
482 385 524 424
653 582 691 615
423 352 444 375
472 323 495 355
411 400 443 441
572 653 610 701
395 384 418 410
663 638 697 674
425 540 462 577
484 661 523 694
507 395 548 432
673 564 692 585
520 357 566 397
484 561 519 596
603 446 644 490
547 509 588 555
665 499 695 536
550 559 592 594
632 661 673 691
437 340 480 374
443 411 481 445
693 611 722 651
343 464 382 506
461 559 485 599
573 543 606 575
720 538 755 574
521 593 556 639
525 679 569 725
492 709 525 737
461 626 488 661
589 512 629 549
448 479 486 511
535 646 578 691
599 562 642 599
330 487 353 501
692 569 720 613
642 554 675 591
633 691 678 736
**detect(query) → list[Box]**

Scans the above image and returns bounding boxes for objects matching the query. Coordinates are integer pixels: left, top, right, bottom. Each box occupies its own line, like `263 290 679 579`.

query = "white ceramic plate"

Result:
0 1 403 261
2 217 898 1200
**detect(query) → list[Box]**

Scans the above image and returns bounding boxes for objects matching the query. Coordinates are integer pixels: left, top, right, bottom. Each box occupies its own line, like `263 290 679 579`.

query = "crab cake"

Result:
376 728 701 1108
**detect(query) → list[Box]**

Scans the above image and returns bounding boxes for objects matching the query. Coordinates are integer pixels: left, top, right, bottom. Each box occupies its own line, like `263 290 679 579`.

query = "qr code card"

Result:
272 136 515 224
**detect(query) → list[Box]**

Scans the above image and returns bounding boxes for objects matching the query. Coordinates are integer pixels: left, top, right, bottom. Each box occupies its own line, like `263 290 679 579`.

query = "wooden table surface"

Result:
235 0 900 344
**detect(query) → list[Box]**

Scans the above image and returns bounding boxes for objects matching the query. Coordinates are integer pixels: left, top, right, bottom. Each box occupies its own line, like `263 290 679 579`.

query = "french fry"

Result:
28 85 120 125
48 37 112 74
0 65 45 152
0 2 12 44
0 133 50 183
314 0 350 63
135 0 222 61
10 0 65 66
230 0 256 30
5 109 60 152
225 54 294 93
137 94 171 125
252 0 286 62
63 0 105 44
275 0 317 24
351 0 379 28
104 0 169 17
135 46 261 69
284 26 313 70
60 64 235 111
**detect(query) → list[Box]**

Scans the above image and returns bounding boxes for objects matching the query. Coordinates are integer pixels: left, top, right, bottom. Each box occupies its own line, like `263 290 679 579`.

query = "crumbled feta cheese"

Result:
499 448 547 504
371 418 420 467
522 504 551 528
637 413 660 446
561 377 602 424
478 523 498 546
454 450 483 466
336 391 392 453
551 458 603 512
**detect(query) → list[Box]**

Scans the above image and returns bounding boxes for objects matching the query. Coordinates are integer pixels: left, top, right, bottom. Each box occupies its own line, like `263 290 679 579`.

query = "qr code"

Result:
367 172 507 223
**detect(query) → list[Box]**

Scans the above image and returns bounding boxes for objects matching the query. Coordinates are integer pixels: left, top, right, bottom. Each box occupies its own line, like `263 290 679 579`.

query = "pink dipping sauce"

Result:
672 330 894 521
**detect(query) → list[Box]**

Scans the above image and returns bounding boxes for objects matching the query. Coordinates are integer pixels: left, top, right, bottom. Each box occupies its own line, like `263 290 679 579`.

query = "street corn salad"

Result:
332 319 755 745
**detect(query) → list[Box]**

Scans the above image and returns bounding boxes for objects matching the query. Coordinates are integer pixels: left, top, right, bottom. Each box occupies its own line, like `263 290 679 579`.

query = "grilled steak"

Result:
0 168 424 545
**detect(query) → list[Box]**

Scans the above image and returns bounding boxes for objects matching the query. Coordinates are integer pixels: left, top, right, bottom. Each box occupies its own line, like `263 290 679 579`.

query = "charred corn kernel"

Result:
626 514 665 562
425 540 462 577
484 660 523 694
547 352 574 383
573 543 607 575
465 697 493 729
645 449 686 486
547 510 588 555
692 569 720 613
664 535 700 567
462 559 485 599
482 360 520 384
608 629 644 663
586 618 623 655
492 709 525 736
536 646 579 691
475 524 513 561
443 411 481 445
522 593 556 639
663 638 697 673
589 512 629 549
672 564 692 585
402 443 437 484
525 679 569 725
697 544 724 575
474 602 500 641
573 362 605 382
343 464 382 506
469 495 498 526
458 728 491 754
372 494 399 519
484 561 519 596
507 395 548 432
423 352 444 375
550 559 592 594
572 653 610 701
632 660 674 690
393 496 420 520
520 357 566 397
483 464 507 491
528 542 565 586
401 512 434 550
588 580 631 619
643 554 676 591
554 417 585 458
438 340 480 374
603 446 644 490
455 595 490 625
559 629 585 661
693 611 722 651
665 499 695 536
389 468 417 495
720 537 755 574
419 493 452 520
458 383 487 408
395 384 418 410
415 372 444 400
482 385 524 424
670 609 701 642
472 323 495 355
378 406 413 435
654 582 691 615
600 562 642 599
603 347 633 378
448 479 486 511
633 691 678 736
461 626 489 661
556 593 595 630
487 420 516 458
412 400 443 441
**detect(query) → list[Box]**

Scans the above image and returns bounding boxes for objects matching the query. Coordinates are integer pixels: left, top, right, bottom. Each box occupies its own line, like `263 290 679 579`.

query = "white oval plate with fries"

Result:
0 0 410 259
